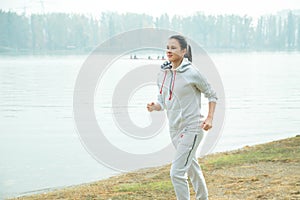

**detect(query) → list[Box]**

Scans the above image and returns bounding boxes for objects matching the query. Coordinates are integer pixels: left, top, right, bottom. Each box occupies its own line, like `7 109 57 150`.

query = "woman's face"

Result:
166 38 186 63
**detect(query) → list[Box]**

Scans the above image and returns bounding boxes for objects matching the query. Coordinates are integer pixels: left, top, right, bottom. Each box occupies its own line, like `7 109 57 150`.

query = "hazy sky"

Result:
1 0 300 18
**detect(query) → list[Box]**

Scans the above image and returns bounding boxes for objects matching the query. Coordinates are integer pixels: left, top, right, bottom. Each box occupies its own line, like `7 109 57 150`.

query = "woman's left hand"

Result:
201 117 213 131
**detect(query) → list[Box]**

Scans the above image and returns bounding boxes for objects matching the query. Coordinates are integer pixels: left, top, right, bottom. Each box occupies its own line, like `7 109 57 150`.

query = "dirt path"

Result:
206 162 300 200
10 136 300 200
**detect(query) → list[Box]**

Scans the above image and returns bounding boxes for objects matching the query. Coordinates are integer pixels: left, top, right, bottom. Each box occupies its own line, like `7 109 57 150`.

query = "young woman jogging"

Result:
147 35 217 200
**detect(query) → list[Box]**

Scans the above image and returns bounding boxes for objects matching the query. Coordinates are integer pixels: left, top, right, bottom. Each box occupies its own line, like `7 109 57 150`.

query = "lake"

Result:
0 52 299 199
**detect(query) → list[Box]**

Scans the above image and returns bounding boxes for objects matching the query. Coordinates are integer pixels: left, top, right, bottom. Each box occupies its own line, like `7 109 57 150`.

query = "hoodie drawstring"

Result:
169 70 176 100
160 71 167 94
160 60 190 101
160 70 177 100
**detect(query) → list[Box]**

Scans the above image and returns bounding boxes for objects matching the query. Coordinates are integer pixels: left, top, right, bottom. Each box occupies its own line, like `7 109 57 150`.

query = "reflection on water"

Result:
0 53 299 198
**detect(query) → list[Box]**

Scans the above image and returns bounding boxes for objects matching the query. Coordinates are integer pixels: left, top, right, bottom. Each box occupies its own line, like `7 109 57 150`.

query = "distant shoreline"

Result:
1 49 300 57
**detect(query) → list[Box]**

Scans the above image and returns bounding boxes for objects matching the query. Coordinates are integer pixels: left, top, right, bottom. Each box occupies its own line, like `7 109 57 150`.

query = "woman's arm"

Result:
201 101 216 131
147 74 165 112
193 68 218 103
192 68 217 130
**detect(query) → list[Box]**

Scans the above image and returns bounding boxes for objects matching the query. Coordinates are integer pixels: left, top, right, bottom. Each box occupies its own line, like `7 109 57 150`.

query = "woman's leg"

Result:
188 156 208 200
170 133 203 200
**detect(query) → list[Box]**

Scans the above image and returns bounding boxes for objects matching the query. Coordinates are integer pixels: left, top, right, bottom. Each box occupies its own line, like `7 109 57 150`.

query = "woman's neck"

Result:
171 58 183 69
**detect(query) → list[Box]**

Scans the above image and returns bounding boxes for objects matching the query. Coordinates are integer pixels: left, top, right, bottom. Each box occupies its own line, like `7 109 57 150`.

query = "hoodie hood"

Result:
160 58 191 73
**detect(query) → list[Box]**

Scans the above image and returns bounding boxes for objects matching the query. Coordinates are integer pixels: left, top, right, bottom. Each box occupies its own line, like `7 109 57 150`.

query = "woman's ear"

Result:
182 48 187 57
182 48 187 56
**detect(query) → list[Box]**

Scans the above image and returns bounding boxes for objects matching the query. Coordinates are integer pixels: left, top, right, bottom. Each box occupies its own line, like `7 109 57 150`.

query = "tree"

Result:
155 13 170 29
287 11 295 48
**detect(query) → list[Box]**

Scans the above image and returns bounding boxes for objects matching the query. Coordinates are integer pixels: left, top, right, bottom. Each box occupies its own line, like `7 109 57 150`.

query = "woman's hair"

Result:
169 35 192 62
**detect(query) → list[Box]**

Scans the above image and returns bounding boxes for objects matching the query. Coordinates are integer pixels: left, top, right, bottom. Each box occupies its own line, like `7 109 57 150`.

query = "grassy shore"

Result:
10 136 300 200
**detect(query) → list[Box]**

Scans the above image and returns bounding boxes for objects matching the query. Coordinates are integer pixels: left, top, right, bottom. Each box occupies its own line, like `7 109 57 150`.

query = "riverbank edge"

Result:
9 135 300 200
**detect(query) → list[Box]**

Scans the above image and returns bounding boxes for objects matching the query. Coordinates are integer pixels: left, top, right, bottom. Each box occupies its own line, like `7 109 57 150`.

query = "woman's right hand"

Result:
147 102 157 112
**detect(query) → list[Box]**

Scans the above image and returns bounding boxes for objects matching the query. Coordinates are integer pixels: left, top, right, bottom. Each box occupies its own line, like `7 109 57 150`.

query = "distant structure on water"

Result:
129 54 166 60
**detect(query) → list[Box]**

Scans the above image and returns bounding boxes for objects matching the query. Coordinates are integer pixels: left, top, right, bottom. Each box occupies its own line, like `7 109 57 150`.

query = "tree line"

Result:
0 10 299 53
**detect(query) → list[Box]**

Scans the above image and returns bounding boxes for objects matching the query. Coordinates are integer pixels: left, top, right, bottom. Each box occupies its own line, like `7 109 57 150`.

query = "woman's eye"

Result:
166 46 177 50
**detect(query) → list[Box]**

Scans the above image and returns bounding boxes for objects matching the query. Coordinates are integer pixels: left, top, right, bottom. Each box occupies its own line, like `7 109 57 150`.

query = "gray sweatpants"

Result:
170 128 208 200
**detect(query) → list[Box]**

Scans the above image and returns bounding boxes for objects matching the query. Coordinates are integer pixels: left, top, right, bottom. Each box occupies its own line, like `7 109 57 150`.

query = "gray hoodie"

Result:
156 58 217 132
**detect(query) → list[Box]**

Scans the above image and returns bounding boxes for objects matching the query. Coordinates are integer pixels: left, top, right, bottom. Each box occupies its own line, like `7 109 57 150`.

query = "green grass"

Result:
205 136 300 169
